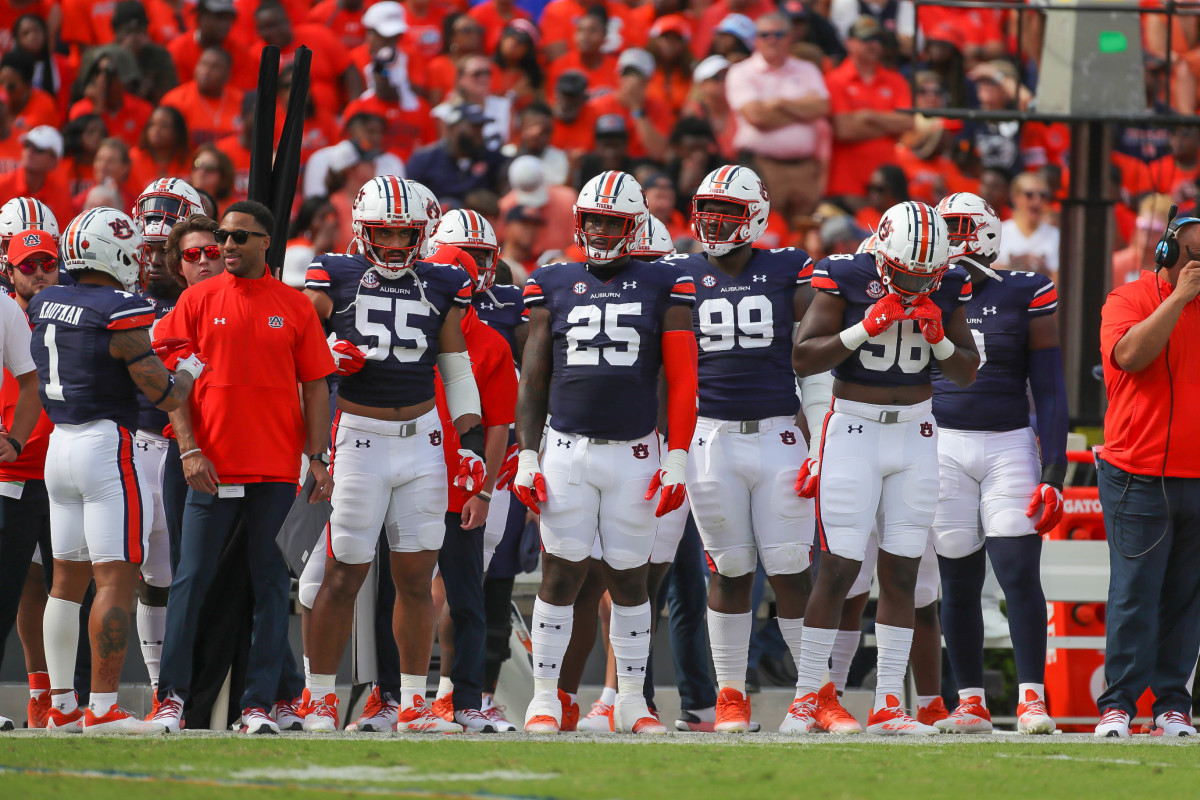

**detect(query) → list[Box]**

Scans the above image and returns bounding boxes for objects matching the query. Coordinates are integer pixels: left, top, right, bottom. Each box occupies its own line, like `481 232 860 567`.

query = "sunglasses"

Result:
756 30 788 39
193 161 221 172
1020 190 1051 200
14 258 56 274
214 229 267 245
181 245 221 262
468 69 493 78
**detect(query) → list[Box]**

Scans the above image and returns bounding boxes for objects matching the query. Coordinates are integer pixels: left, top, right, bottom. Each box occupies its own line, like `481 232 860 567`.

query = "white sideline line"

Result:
230 766 555 782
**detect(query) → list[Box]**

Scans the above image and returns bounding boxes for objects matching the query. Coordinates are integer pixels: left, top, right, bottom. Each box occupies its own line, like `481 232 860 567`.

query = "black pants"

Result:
162 440 188 575
0 480 51 668
438 511 486 711
1097 459 1200 717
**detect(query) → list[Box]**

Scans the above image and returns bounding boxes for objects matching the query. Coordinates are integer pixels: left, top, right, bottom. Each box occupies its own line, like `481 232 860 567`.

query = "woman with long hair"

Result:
12 14 74 115
187 143 236 208
424 13 489 105
493 22 543 111
129 105 191 189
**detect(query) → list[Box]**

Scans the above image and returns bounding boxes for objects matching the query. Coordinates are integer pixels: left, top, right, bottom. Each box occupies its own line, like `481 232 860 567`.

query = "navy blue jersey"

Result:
812 253 972 387
306 254 473 408
474 283 525 359
932 270 1057 432
136 293 177 434
29 284 155 430
524 260 695 440
676 247 812 421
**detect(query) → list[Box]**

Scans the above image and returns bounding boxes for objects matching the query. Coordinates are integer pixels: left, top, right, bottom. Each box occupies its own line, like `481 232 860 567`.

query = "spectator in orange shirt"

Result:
308 0 370 50
498 205 543 283
60 0 182 53
129 106 191 189
576 113 637 187
75 136 137 213
0 127 73 226
978 166 1012 221
642 171 690 241
540 0 633 62
549 71 596 158
0 50 59 134
160 48 244 148
12 14 76 118
168 0 260 94
68 49 153 148
498 155 577 252
696 2 774 58
404 0 451 62
110 0 179 105
825 16 913 199
545 7 617 102
502 102 569 186
189 142 238 209
59 114 107 198
586 48 673 161
646 14 694 116
468 0 530 54
255 0 363 118
855 164 908 231
493 21 543 111
663 117 724 217
423 13 488 105
891 71 976 205
343 50 439 163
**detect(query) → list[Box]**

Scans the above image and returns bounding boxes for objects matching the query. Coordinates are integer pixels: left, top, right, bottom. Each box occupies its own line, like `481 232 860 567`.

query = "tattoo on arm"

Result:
110 329 192 410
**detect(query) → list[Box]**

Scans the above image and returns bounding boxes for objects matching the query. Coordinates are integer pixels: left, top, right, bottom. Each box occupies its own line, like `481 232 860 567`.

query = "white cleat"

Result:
84 705 166 735
0 714 13 732
455 708 498 733
613 694 668 734
273 697 306 731
1016 691 1056 735
779 693 819 734
935 697 993 734
149 694 183 733
348 687 399 732
1155 711 1196 737
240 707 281 735
523 690 562 734
579 700 615 732
866 697 939 736
1095 708 1130 739
302 693 339 732
394 696 463 734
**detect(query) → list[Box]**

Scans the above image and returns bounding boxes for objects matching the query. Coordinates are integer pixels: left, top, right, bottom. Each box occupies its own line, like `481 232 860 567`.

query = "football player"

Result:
669 166 816 733
34 208 202 733
301 177 486 734
931 192 1064 734
791 201 978 735
0 198 58 277
130 178 204 713
513 170 698 734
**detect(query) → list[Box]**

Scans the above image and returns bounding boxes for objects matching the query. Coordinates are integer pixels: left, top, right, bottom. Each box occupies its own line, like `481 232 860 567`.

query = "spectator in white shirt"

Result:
997 171 1060 282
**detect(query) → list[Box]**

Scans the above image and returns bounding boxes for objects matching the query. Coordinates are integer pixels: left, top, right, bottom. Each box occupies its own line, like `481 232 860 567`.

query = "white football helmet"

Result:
691 164 770 257
405 179 442 258
60 208 147 292
573 170 646 264
430 208 498 290
133 178 204 242
935 192 1003 278
856 233 878 255
873 201 950 302
352 176 426 276
0 197 59 267
630 214 675 260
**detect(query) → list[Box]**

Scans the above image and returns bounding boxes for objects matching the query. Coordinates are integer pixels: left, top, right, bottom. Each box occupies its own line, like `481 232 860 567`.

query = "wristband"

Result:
126 350 155 365
180 448 202 459
1040 463 1066 491
477 490 492 502
6 437 21 457
839 321 870 351
151 374 175 406
459 424 486 460
931 337 956 361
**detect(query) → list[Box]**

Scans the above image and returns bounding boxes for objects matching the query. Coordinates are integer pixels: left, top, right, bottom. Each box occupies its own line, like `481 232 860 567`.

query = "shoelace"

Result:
585 701 610 717
1021 699 1049 716
788 700 817 718
460 709 491 723
825 703 857 722
152 699 182 720
1162 711 1190 725
361 694 388 718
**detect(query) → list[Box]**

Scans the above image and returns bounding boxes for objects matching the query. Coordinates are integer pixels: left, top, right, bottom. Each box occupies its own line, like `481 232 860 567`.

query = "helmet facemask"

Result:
359 223 424 277
136 193 195 242
459 245 497 290
692 197 753 257
877 251 946 303
575 209 639 264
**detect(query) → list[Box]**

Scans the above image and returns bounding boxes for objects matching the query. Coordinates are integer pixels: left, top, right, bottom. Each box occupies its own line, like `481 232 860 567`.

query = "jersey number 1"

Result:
42 324 65 401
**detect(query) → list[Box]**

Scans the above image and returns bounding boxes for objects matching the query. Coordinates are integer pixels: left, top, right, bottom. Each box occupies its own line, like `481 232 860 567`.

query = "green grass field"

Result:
1 733 1196 800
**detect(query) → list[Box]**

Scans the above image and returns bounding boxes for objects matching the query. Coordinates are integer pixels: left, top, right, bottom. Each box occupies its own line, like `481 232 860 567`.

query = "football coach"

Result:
1095 212 1200 738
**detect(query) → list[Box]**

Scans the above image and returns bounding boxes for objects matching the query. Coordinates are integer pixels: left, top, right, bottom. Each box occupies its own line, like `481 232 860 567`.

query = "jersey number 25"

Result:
566 303 641 366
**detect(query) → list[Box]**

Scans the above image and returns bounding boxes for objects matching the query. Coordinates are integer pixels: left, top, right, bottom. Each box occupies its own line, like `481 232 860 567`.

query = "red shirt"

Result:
403 2 449 61
215 134 251 203
159 81 245 147
825 59 912 197
0 366 53 482
545 52 618 101
168 31 261 92
434 308 518 513
154 269 334 483
586 93 674 159
11 89 61 133
68 94 154 149
1100 269 1200 477
342 93 438 163
280 27 353 117
0 168 74 231
308 0 369 50
468 1 531 53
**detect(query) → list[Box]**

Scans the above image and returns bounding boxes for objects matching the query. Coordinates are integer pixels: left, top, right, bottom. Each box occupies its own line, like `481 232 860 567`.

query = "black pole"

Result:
267 46 311 278
248 46 279 206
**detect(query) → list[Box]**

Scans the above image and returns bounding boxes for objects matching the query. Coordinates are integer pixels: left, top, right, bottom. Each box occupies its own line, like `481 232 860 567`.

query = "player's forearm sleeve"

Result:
662 330 698 452
437 351 482 421
799 371 834 452
1029 346 1068 486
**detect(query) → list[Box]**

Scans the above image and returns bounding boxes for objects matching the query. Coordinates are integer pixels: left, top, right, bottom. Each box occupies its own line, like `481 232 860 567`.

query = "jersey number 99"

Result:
696 297 773 352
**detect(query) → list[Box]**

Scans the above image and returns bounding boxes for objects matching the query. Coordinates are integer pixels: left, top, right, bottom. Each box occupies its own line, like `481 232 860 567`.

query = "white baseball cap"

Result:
693 55 730 83
616 48 655 79
21 126 62 158
362 1 407 37
508 155 548 208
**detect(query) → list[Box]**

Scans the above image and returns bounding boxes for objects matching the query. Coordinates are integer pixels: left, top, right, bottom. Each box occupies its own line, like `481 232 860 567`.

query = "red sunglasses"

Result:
14 258 57 275
181 245 221 262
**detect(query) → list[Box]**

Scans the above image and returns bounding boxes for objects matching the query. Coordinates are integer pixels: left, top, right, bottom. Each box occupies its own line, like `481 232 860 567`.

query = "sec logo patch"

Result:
361 271 380 289
572 281 588 295
867 280 884 299
702 274 717 288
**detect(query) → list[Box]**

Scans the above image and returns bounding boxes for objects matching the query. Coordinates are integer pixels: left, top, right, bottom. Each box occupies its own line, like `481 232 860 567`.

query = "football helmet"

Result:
405 179 443 258
873 201 950 302
573 170 646 264
691 164 770 256
856 233 878 255
630 214 675 260
60 208 147 292
430 209 498 291
352 176 426 276
935 192 1003 278
133 178 204 242
0 197 58 267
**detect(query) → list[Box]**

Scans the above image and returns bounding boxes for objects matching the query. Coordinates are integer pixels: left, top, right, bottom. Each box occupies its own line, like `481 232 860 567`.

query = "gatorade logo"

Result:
1063 498 1103 515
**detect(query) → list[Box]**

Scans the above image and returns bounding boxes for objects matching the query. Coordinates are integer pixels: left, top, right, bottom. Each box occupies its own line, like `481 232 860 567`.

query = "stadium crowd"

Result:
0 0 1195 742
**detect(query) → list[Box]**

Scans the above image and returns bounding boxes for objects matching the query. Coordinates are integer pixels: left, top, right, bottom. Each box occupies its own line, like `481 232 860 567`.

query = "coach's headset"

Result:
1153 205 1200 269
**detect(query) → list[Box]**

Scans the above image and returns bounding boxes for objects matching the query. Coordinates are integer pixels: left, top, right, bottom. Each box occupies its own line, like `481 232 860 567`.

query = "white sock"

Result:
51 691 77 713
136 601 166 688
873 623 913 711
828 629 861 693
610 602 651 696
399 673 425 707
959 687 987 707
482 694 495 711
917 694 940 710
795 625 837 697
599 686 616 706
707 609 751 691
43 597 81 693
531 598 573 695
437 676 454 697
303 655 311 685
777 616 805 690
1019 682 1045 702
90 691 118 714
308 673 336 696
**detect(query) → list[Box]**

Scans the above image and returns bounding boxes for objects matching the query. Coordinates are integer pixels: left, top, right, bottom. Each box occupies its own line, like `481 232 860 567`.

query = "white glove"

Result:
174 353 205 380
645 448 688 517
512 449 547 514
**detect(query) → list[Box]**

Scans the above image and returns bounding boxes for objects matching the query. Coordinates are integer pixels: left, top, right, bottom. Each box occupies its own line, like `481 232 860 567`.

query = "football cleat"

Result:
481 701 517 733
432 692 455 723
524 690 562 734
813 682 863 734
348 687 399 732
149 694 183 733
0 714 12 731
579 700 615 732
27 691 50 729
917 696 950 727
1155 710 1196 737
46 703 84 733
302 692 339 732
274 697 306 731
866 697 939 736
455 708 498 733
779 693 819 734
613 694 668 734
559 689 580 732
84 704 167 735
395 695 463 734
714 688 751 733
1095 708 1130 738
1016 690 1056 735
676 706 717 733
935 697 993 734
240 706 280 735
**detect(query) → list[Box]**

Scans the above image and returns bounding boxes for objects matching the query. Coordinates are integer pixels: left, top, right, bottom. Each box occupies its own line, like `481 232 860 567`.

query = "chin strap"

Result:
482 285 512 308
958 253 1004 281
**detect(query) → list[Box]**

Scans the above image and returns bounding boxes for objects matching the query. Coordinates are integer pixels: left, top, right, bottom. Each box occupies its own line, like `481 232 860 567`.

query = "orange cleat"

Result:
432 692 454 722
559 689 579 732
813 682 863 733
916 696 949 727
714 687 751 733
